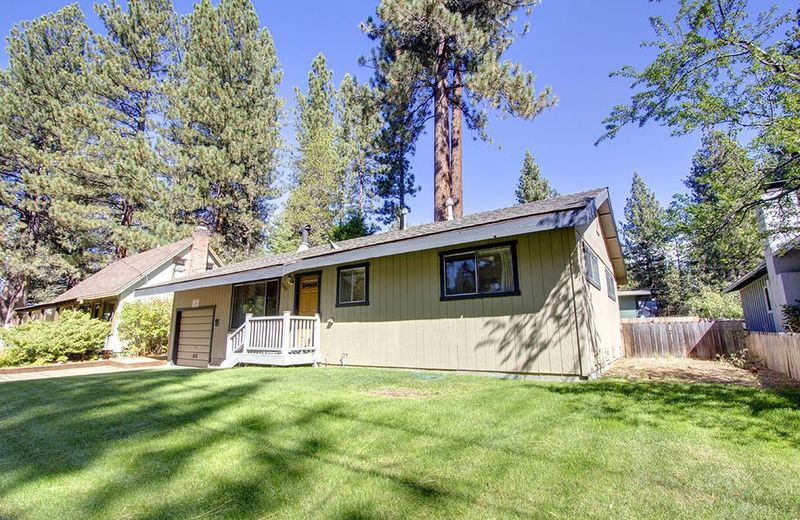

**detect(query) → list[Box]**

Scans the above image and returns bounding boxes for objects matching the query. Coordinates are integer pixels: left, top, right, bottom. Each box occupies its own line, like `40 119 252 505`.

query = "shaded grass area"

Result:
0 367 799 519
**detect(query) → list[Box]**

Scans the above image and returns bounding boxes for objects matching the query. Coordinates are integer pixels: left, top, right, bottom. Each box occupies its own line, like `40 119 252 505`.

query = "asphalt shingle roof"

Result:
45 238 193 305
152 188 608 288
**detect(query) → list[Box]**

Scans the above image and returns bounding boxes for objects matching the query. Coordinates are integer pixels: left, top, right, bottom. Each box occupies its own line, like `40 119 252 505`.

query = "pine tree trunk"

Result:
451 66 463 219
116 202 134 259
433 37 451 222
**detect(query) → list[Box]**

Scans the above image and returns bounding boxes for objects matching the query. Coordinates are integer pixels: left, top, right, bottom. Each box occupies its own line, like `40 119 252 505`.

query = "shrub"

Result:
685 287 743 319
117 298 172 356
0 310 111 366
781 301 800 332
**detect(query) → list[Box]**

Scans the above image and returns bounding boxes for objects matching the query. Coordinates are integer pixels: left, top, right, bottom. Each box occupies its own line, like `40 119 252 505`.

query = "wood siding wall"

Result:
575 215 625 375
170 227 612 377
740 275 776 332
746 332 800 380
621 319 747 359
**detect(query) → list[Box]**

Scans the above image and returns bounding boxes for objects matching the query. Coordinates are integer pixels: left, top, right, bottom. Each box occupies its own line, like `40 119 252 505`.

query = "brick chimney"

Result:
188 226 211 276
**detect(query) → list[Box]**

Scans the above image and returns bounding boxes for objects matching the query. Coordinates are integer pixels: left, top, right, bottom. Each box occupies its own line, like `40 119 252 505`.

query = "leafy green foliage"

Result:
781 301 800 333
685 286 743 319
166 0 284 262
621 174 669 293
671 131 763 288
515 151 557 203
601 0 799 233
117 298 172 356
0 310 110 366
328 211 378 243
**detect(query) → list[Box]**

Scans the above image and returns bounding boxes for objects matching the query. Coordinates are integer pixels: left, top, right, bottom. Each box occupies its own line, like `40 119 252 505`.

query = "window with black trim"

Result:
337 264 368 306
441 243 519 299
230 279 280 329
605 268 616 301
584 243 601 289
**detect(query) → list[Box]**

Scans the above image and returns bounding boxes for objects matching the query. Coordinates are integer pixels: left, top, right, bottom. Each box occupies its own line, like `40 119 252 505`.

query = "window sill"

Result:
440 290 521 302
336 301 370 308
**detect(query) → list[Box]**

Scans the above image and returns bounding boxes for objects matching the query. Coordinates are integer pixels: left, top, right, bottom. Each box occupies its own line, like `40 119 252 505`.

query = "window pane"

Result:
231 282 267 329
265 280 279 316
351 269 366 302
584 245 601 288
605 268 616 300
339 269 353 303
445 253 476 295
338 267 367 304
477 246 514 293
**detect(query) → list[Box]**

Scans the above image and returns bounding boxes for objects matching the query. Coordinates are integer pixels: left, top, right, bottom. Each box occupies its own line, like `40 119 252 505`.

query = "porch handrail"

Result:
225 312 321 365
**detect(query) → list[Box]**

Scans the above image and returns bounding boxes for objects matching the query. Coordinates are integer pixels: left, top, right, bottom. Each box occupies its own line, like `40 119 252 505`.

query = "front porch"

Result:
221 312 321 368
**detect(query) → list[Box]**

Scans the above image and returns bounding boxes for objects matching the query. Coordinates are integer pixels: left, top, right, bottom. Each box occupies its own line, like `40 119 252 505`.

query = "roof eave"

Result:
136 205 595 297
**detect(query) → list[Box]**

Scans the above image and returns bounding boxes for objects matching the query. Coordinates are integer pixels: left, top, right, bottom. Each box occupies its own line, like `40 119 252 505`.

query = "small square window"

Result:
605 268 616 301
337 265 369 306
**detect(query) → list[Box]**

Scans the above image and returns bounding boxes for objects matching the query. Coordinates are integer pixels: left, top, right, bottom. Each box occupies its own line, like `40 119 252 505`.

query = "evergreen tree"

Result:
93 0 181 259
621 173 670 300
673 131 764 288
337 74 384 220
274 54 343 252
363 0 555 220
515 151 556 203
166 0 283 261
0 5 104 319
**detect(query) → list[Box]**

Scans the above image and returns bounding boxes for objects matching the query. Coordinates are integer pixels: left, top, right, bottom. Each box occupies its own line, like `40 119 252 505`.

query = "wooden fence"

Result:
746 332 800 381
621 318 747 359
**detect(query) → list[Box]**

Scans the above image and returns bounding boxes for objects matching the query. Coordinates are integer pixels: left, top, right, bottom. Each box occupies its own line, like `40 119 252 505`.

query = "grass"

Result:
1 367 799 519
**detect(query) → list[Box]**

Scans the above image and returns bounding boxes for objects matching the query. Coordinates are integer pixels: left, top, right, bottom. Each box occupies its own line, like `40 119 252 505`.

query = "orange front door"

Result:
297 274 319 316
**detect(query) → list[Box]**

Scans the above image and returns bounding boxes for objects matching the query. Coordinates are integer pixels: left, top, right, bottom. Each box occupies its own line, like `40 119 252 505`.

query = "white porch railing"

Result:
221 311 321 368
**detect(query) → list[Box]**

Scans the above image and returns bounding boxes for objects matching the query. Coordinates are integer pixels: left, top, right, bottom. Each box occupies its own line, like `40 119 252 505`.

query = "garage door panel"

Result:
175 308 214 368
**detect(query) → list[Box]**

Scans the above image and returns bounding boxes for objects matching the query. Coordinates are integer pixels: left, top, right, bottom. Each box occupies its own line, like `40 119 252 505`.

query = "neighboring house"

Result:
724 182 800 332
138 188 627 380
618 289 656 319
13 227 222 352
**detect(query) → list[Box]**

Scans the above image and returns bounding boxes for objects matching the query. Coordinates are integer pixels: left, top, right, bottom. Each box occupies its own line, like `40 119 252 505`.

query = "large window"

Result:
337 264 368 306
230 279 279 329
583 243 601 289
441 243 518 299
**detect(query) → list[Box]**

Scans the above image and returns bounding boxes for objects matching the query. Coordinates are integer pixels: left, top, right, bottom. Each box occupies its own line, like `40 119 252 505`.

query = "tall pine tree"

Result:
621 173 669 297
273 54 342 252
0 5 104 319
673 131 763 288
166 0 283 261
93 0 181 259
515 151 556 203
363 1 555 220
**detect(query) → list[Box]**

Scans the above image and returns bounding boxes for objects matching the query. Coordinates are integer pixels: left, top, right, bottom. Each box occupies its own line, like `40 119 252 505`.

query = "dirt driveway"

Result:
604 357 798 390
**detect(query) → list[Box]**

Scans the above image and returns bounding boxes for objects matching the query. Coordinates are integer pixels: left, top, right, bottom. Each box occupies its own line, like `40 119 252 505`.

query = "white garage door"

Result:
175 308 214 367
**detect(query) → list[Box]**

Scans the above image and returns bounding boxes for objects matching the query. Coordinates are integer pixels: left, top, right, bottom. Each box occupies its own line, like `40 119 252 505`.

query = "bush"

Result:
0 310 111 366
781 301 800 332
685 287 743 319
117 298 172 356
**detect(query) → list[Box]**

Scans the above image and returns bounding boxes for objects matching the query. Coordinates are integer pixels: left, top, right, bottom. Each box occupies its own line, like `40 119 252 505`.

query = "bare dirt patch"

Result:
367 388 434 399
604 357 799 390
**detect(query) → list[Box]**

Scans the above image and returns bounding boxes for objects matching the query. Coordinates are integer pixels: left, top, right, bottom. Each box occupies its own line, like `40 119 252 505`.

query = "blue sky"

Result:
0 1 791 227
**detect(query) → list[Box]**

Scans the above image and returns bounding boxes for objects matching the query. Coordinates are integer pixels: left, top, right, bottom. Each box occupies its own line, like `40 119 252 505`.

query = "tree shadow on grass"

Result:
537 379 800 447
0 370 496 519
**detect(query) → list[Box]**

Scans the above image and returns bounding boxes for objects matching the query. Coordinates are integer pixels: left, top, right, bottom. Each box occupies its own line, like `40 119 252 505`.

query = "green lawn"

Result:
1 367 799 519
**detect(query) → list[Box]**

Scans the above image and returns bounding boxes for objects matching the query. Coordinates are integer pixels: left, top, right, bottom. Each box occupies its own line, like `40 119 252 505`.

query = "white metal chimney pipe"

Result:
445 197 454 221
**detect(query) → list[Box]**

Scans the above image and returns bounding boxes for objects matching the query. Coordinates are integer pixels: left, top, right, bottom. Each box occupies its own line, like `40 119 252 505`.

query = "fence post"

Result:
281 311 291 359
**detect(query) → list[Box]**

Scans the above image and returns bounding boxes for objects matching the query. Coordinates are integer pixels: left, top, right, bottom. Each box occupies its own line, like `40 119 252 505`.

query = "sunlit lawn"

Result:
1 366 799 519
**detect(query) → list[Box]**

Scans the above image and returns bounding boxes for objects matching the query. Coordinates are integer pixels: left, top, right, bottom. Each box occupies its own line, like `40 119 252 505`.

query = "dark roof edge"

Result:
723 263 768 293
